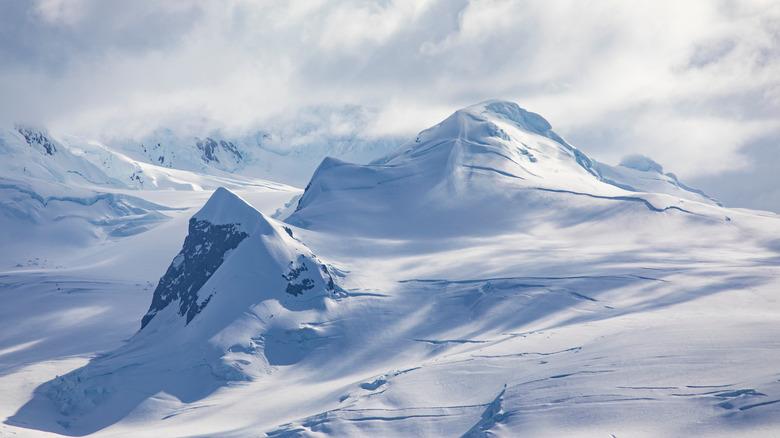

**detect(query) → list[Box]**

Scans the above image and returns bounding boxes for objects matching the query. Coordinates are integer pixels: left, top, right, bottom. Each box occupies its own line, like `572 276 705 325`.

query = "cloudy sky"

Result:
1 0 779 211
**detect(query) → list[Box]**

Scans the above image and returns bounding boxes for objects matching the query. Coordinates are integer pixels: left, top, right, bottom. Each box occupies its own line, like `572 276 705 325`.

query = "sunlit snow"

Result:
2 101 779 437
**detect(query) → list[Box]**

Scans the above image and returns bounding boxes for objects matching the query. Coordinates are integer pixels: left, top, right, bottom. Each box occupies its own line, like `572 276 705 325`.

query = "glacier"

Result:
2 100 780 437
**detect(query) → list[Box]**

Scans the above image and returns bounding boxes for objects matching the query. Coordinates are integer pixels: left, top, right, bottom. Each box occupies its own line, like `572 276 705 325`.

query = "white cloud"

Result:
315 0 434 52
34 0 89 26
1 0 779 209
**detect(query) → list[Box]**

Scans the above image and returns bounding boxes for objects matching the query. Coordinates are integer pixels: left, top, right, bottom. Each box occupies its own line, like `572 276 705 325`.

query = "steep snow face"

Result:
372 100 601 182
140 188 276 329
2 125 185 191
191 186 276 232
1 124 304 194
31 188 337 432
141 187 336 333
288 100 720 237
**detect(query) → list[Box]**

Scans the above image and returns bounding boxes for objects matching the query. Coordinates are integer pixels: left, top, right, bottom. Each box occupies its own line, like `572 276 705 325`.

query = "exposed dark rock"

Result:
282 257 336 297
15 125 57 155
140 218 249 329
195 137 242 165
219 139 242 161
295 183 311 212
282 262 308 281
285 278 315 296
196 137 220 163
283 259 313 296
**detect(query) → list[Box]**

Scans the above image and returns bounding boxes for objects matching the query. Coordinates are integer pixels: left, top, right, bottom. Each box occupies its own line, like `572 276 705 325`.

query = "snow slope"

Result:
7 188 336 435
2 100 780 437
288 100 722 237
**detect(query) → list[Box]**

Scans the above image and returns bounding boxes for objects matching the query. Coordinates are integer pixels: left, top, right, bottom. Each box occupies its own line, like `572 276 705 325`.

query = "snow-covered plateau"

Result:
2 101 780 437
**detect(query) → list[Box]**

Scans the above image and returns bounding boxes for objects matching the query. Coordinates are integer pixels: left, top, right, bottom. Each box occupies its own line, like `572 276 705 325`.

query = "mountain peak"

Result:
373 100 600 180
193 187 274 235
480 100 553 134
42 188 340 423
289 100 724 237
141 187 311 329
290 100 613 236
141 187 337 329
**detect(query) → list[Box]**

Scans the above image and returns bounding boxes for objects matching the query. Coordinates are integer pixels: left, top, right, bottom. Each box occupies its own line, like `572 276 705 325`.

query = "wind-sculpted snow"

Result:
483 100 601 178
289 100 721 237
596 154 722 206
619 153 664 173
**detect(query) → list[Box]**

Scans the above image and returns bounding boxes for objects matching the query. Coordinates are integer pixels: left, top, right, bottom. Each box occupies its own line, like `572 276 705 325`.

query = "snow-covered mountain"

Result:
0 123 301 272
1 124 283 191
288 100 722 237
1 125 131 188
139 187 337 331
3 100 780 437
104 106 407 187
108 128 245 175
8 188 337 435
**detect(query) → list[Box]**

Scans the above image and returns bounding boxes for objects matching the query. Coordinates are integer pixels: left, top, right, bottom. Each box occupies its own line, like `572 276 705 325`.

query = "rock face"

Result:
15 124 57 155
141 186 336 330
195 137 243 166
140 218 250 329
134 134 245 173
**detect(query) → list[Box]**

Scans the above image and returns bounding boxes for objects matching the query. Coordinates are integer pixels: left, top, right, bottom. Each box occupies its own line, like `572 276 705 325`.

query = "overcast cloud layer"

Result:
1 0 779 211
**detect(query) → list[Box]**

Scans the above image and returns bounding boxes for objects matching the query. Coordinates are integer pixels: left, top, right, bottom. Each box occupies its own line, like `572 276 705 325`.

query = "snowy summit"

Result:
289 100 720 236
